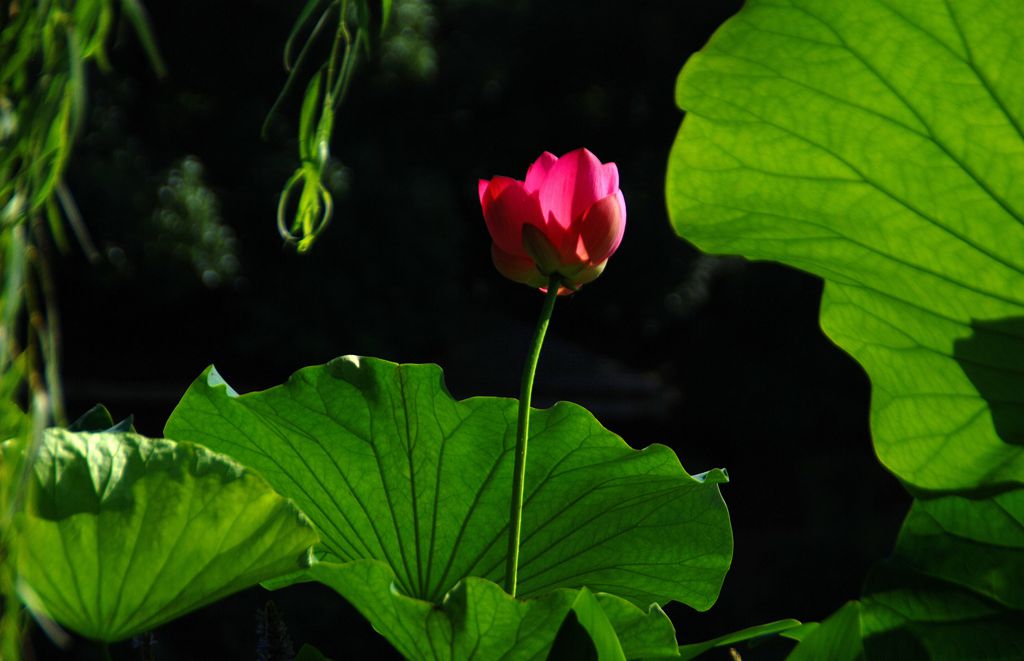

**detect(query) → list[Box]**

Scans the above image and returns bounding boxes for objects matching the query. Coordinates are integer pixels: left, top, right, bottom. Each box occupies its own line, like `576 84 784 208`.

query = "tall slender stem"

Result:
505 274 561 596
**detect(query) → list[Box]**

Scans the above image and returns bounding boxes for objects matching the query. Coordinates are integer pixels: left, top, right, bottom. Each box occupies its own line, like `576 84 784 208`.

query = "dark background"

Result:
39 0 908 658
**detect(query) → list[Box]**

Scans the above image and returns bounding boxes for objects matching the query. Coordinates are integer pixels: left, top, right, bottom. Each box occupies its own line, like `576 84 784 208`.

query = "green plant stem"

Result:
325 0 348 100
505 274 561 597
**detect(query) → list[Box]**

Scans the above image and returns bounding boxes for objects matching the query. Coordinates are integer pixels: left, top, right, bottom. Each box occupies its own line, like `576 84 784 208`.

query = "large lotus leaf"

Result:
666 0 1024 492
786 487 1024 659
302 560 678 660
164 356 732 611
11 429 318 641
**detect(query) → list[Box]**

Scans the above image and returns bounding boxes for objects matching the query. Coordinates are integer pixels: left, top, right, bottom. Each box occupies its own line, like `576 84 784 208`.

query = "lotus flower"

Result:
478 148 626 294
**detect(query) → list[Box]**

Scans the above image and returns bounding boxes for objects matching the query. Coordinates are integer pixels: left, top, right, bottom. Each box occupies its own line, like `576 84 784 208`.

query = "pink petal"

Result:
538 148 619 229
492 243 546 288
553 230 589 268
524 152 558 193
578 191 626 263
482 175 517 204
478 179 490 205
602 162 620 197
482 179 544 256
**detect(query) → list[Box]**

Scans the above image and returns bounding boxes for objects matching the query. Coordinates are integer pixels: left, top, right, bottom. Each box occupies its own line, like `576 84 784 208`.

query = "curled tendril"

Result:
276 167 334 253
268 0 392 254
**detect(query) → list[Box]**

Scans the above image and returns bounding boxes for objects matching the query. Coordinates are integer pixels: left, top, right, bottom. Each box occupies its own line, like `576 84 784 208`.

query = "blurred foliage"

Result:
67 85 247 294
378 0 436 84
149 156 240 289
0 1 161 657
0 0 162 231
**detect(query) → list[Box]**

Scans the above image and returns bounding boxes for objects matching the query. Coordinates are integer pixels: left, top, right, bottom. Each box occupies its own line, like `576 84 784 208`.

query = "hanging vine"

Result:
0 1 161 657
266 0 391 253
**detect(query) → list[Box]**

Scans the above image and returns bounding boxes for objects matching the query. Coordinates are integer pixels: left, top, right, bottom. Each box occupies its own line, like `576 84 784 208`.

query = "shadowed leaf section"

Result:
787 487 1024 659
302 561 678 660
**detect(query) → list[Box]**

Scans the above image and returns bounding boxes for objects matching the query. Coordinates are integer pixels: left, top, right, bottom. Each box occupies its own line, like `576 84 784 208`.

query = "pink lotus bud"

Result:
478 148 625 294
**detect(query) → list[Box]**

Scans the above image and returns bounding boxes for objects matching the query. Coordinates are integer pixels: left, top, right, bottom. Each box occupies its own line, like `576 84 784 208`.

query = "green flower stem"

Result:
505 274 561 597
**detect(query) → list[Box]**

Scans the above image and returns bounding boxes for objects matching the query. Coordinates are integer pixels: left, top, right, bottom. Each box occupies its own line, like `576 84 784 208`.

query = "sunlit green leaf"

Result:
11 429 318 642
666 0 1024 493
165 357 732 611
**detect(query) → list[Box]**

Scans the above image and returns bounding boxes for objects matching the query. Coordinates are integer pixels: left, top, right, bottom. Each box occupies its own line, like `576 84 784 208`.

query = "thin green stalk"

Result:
325 0 349 99
505 274 561 596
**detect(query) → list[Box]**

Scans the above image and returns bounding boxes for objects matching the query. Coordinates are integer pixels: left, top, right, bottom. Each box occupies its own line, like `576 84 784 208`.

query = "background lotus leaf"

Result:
11 429 318 642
